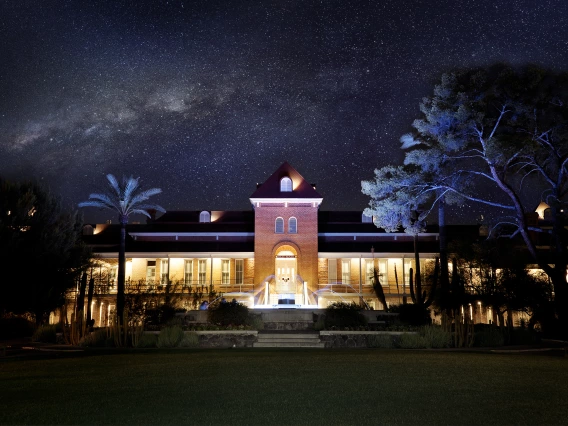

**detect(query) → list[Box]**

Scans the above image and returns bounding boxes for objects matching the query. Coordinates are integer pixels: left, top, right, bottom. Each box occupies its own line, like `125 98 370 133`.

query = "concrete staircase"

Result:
254 332 325 348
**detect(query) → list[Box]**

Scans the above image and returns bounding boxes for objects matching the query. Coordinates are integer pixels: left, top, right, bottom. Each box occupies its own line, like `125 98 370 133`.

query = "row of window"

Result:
330 259 421 285
275 217 297 234
146 259 244 285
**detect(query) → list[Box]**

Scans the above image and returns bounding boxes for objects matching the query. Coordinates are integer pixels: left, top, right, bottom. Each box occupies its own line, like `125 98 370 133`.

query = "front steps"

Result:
254 332 325 348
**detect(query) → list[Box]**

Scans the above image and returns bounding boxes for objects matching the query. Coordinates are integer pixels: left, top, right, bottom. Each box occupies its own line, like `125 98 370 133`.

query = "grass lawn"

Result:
1 349 567 425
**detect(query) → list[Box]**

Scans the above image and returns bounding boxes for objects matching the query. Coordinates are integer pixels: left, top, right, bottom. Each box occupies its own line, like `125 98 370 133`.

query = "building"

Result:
77 162 458 326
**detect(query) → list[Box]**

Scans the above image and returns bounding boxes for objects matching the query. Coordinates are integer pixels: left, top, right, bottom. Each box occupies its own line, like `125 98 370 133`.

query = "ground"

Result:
1 348 567 425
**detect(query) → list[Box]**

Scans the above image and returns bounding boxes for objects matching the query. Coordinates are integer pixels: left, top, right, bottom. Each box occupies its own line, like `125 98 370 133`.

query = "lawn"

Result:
1 349 567 425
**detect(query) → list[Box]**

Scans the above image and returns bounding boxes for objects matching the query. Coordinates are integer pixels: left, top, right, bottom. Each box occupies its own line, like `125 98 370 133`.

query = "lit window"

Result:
222 260 230 285
235 259 244 285
199 211 210 223
289 217 297 233
198 260 207 285
328 259 337 283
184 260 193 285
342 260 350 284
146 260 156 284
160 259 169 284
366 260 374 285
275 217 284 233
280 177 292 192
362 213 373 223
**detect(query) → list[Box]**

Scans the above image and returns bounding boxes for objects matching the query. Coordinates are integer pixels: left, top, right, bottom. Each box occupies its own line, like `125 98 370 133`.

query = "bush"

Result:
79 330 111 347
208 301 249 326
31 324 57 343
389 304 431 326
145 304 177 328
324 302 368 329
136 333 158 348
246 313 264 330
0 317 35 339
367 334 394 348
421 325 451 349
157 326 184 348
179 332 199 348
474 327 505 347
397 332 426 349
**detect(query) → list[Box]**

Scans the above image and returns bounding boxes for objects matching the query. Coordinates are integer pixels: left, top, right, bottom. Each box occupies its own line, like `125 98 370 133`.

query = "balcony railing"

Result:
84 279 256 296
317 282 410 295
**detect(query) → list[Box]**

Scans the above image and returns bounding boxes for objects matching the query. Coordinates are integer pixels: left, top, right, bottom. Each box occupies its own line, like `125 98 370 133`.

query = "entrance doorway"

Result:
274 251 297 304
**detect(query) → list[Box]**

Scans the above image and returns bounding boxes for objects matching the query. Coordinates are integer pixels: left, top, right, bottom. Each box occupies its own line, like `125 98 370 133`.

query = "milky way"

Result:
1 0 567 223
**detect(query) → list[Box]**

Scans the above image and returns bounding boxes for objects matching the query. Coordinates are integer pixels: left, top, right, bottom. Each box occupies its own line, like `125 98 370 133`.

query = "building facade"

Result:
77 162 447 326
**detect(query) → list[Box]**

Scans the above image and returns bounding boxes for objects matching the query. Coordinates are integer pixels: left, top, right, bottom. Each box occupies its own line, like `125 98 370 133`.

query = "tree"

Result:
0 178 91 324
365 64 568 335
79 175 164 323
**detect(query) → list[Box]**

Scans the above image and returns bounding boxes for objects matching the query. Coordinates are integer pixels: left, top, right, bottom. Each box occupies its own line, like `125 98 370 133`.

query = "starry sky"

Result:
1 0 567 224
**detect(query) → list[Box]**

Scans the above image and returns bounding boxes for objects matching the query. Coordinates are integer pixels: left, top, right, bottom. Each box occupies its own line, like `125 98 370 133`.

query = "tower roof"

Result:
249 161 322 199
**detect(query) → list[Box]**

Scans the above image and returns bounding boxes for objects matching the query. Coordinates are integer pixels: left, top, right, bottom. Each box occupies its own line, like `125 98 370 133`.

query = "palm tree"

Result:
79 175 165 322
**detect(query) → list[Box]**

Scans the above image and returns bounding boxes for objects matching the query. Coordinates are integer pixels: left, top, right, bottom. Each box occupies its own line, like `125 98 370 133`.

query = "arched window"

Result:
288 217 297 234
275 217 284 233
280 177 292 192
199 211 210 223
362 213 373 223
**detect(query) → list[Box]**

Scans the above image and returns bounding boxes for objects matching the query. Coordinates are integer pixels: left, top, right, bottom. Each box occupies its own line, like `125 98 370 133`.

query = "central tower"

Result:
250 162 322 304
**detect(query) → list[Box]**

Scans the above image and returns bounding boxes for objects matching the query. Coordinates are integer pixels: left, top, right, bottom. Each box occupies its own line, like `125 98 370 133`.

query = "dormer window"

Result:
362 213 373 223
280 177 292 192
199 211 211 223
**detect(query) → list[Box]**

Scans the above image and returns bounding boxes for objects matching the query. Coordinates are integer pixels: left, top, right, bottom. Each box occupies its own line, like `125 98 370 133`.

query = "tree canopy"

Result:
0 178 91 323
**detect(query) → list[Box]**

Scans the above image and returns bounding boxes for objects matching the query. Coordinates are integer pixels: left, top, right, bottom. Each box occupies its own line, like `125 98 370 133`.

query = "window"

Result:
184 260 193 285
275 217 284 233
328 259 337 283
222 259 230 285
365 260 374 285
288 217 297 233
199 211 210 223
280 177 292 192
160 259 169 284
146 260 156 284
341 260 350 284
362 213 373 223
108 266 117 285
198 260 207 285
235 259 244 285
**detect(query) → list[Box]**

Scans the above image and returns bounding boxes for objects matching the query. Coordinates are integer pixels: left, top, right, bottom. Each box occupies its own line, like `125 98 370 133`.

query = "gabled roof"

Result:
249 162 322 199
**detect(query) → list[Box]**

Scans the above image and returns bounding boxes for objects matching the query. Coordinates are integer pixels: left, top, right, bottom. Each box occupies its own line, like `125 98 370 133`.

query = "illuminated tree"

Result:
79 175 164 323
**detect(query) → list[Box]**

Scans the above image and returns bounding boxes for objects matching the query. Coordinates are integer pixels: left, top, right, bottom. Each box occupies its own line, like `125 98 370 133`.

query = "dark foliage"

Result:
207 300 250 326
324 302 368 329
0 316 36 339
389 303 431 326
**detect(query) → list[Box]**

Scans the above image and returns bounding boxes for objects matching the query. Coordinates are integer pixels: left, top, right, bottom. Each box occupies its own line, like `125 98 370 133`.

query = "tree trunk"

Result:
117 215 127 324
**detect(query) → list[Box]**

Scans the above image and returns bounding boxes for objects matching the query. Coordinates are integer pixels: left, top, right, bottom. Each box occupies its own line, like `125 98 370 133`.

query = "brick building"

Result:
80 162 446 325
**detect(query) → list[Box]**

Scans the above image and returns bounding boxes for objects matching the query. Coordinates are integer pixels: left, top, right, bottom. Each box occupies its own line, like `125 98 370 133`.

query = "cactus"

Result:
409 257 439 309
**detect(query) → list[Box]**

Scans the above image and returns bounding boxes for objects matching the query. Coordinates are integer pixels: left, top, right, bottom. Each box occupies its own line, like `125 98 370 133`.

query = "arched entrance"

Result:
272 245 299 305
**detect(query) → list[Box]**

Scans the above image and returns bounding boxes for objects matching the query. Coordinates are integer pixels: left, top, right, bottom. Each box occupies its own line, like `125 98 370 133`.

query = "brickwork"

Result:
254 203 319 293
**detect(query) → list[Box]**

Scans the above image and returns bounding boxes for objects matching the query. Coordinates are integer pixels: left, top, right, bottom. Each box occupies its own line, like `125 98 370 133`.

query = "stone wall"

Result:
195 331 257 348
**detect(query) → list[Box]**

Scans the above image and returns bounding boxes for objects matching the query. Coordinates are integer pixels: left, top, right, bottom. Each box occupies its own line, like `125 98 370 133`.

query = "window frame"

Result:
280 177 292 192
288 217 297 234
199 211 211 223
275 217 284 233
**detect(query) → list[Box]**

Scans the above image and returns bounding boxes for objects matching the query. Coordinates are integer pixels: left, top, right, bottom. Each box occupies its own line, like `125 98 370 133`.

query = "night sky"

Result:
1 0 567 224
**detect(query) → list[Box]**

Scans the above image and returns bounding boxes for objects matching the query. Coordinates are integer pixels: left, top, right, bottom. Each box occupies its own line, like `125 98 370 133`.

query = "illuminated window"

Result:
235 259 244 285
362 213 373 223
366 260 374 285
289 217 297 233
328 259 337 283
198 260 207 285
161 259 169 284
341 260 350 284
146 260 156 284
275 217 284 233
199 211 210 223
280 177 292 192
184 260 193 285
222 260 230 285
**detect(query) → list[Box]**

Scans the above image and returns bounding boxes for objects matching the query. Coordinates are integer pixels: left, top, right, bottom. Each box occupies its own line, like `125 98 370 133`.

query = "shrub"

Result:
421 325 451 349
389 304 431 326
31 324 57 343
397 332 426 349
79 330 111 347
324 302 368 329
179 332 199 348
145 304 177 329
509 328 540 345
157 326 184 348
474 327 505 347
246 313 264 330
136 333 158 348
208 301 249 326
0 317 35 339
367 334 394 348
